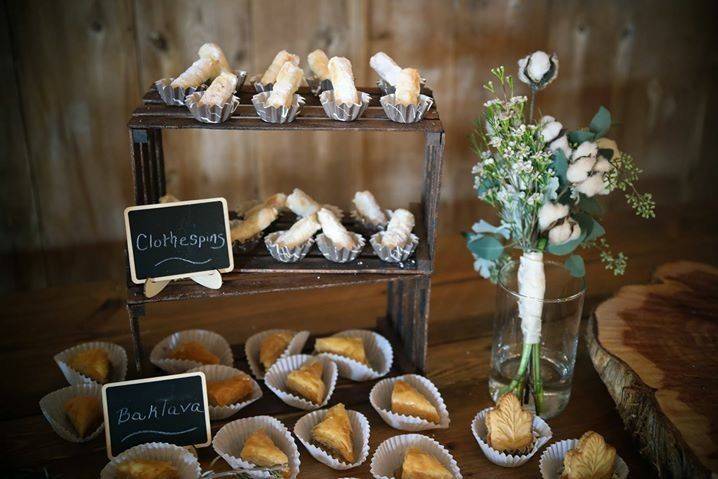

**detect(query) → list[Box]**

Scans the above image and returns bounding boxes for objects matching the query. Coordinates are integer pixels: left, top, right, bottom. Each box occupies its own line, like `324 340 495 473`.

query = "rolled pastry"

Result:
353 191 387 226
265 62 304 109
171 42 231 89
286 188 320 217
317 207 356 249
243 193 287 218
261 50 300 85
275 215 321 248
231 206 278 243
308 49 330 81
199 71 238 106
395 68 421 106
370 51 402 86
328 57 358 105
381 208 415 249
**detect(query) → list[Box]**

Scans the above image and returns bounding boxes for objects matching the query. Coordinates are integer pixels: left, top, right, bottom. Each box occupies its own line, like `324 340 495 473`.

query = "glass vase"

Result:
488 257 586 419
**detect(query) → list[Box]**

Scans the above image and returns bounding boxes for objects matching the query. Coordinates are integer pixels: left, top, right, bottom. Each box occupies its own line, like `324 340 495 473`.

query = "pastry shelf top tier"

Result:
129 85 443 133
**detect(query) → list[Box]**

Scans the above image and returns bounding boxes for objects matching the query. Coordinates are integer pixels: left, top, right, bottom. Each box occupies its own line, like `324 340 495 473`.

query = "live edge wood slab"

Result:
587 261 718 478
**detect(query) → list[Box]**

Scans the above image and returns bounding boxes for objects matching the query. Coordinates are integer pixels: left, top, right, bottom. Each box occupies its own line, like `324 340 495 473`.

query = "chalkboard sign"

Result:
124 198 233 284
101 372 211 458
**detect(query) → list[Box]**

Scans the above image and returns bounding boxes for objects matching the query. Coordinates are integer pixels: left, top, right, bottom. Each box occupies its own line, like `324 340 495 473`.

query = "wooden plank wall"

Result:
1 0 717 292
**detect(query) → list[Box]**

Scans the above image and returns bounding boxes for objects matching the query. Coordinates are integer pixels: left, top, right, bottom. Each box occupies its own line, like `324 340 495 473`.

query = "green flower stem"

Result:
532 343 544 415
500 342 533 396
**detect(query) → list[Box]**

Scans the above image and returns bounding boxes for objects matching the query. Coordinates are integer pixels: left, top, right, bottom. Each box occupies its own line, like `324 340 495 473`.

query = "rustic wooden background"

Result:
1 0 717 292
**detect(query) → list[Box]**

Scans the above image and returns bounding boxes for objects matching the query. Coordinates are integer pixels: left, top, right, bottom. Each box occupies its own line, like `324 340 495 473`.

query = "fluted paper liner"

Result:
319 90 371 122
471 407 552 467
315 329 393 381
307 76 333 96
264 354 338 410
185 91 240 124
370 232 419 263
350 209 388 235
264 231 315 263
54 341 127 386
212 415 301 479
539 438 629 479
233 233 263 254
186 365 262 420
370 374 450 431
155 70 246 106
377 77 427 96
245 329 311 379
370 434 462 479
101 442 201 479
293 407 370 470
316 233 366 263
39 383 104 443
150 329 234 374
380 94 433 123
252 91 304 124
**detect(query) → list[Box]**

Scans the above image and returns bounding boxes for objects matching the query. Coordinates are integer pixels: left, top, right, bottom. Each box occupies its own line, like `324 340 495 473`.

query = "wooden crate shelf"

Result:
125 83 445 375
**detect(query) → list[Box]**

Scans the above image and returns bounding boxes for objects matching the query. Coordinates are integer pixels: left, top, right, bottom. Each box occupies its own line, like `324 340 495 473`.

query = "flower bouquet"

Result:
466 51 655 416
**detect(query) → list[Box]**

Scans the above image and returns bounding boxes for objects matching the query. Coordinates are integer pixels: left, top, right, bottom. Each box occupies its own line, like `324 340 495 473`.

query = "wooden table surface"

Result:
1 206 716 478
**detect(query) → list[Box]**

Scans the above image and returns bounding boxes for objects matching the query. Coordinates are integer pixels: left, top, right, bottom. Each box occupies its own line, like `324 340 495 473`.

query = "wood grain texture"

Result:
587 262 718 477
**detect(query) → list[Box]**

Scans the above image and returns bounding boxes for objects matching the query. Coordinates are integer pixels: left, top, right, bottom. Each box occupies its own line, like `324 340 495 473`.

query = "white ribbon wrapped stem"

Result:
517 251 545 344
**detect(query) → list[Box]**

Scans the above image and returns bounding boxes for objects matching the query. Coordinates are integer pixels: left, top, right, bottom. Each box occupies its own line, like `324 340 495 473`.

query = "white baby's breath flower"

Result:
538 202 569 231
518 51 559 90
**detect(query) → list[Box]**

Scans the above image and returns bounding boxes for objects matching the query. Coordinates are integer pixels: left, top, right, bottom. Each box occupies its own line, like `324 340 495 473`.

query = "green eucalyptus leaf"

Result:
565 255 586 277
467 235 504 260
589 106 611 137
579 195 605 216
568 130 595 144
546 235 583 255
585 219 605 242
551 149 568 182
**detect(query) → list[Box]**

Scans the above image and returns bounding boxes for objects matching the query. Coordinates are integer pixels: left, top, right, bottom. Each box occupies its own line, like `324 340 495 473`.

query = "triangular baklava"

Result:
116 459 179 479
64 395 101 438
398 447 453 479
311 403 355 463
240 429 290 476
169 341 219 365
314 336 368 365
68 348 111 383
206 375 253 406
286 359 325 404
259 331 294 371
391 380 440 423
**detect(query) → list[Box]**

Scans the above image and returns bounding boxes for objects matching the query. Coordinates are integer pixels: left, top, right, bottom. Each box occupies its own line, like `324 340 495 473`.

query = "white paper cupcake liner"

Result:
377 77 427 96
252 92 304 124
370 434 462 479
539 438 629 479
264 231 315 263
213 416 301 479
293 407 371 470
150 329 234 374
319 90 371 122
264 354 338 410
316 233 366 263
186 365 262 420
380 93 433 123
307 77 333 96
39 383 104 443
185 91 240 124
245 329 311 379
54 341 128 386
155 78 205 106
350 209 388 235
101 442 201 479
315 329 393 381
471 407 552 467
369 374 450 431
370 232 419 263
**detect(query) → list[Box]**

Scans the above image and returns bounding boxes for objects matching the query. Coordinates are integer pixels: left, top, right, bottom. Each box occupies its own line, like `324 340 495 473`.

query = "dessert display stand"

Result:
124 84 444 413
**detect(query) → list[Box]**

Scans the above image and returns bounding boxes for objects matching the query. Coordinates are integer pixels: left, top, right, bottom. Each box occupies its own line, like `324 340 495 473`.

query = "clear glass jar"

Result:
488 257 586 418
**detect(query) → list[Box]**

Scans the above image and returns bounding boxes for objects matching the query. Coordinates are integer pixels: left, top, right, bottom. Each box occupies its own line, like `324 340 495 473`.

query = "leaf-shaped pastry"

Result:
485 393 533 452
562 431 616 479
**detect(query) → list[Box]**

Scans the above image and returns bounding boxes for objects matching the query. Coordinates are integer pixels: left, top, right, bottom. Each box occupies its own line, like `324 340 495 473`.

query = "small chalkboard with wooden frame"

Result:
101 372 211 458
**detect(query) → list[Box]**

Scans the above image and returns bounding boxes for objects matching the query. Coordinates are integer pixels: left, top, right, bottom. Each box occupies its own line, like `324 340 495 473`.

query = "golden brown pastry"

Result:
68 348 111 383
311 403 354 463
169 341 219 365
561 431 617 479
395 67 421 106
286 359 325 404
485 393 533 453
240 429 289 472
64 395 101 438
206 375 253 406
391 380 440 423
314 336 368 365
116 459 179 479
398 447 453 479
259 331 294 371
